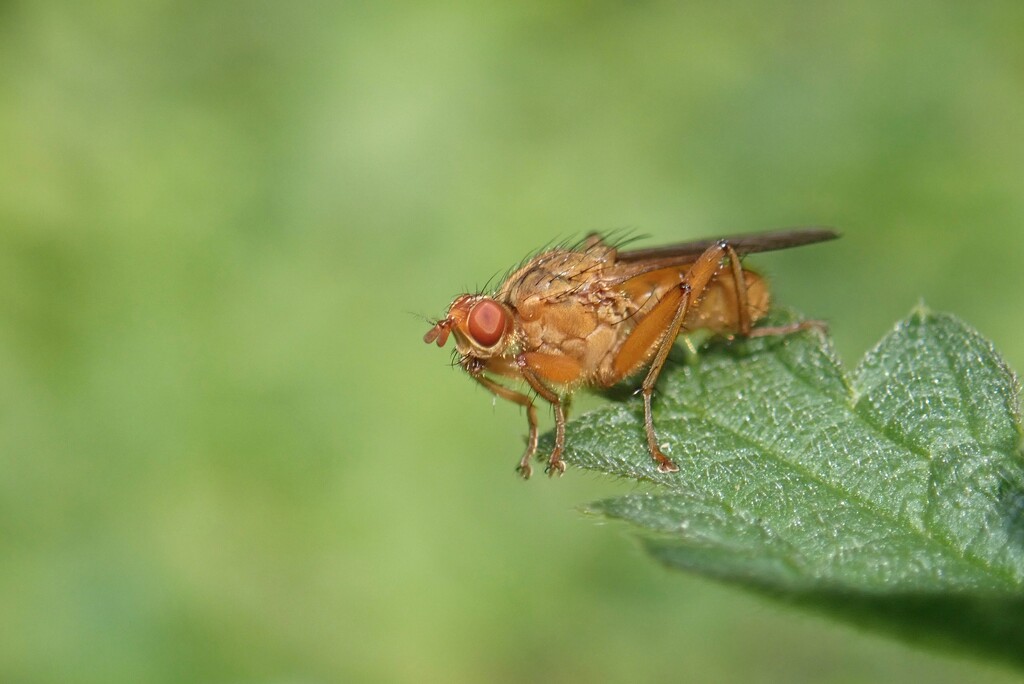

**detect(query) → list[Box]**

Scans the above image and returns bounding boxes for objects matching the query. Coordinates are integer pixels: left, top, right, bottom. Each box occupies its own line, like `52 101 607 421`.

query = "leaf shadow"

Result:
774 590 1024 670
998 464 1024 553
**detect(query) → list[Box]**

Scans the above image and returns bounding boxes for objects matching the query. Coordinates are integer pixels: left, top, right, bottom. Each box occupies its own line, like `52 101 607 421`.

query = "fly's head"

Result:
424 294 515 367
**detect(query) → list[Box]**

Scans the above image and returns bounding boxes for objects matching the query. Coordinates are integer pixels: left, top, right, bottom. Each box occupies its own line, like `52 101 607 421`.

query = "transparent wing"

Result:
616 227 838 263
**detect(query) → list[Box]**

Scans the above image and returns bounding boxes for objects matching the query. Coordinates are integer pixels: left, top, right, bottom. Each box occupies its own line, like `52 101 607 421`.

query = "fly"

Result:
425 228 838 478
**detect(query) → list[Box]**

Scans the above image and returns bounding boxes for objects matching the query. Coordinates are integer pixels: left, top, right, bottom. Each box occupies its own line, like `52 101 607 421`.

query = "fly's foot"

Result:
651 447 679 473
802 319 829 334
545 461 566 477
516 462 533 480
749 319 828 339
545 450 566 477
656 459 680 473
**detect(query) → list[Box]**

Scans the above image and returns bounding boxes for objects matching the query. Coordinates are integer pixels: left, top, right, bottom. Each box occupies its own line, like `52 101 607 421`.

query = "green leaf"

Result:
553 307 1024 666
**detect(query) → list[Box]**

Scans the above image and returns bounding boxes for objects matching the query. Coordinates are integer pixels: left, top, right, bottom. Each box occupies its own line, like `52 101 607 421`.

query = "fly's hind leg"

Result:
746 319 827 338
611 239 826 473
722 242 827 339
636 283 691 473
611 240 743 473
609 275 698 473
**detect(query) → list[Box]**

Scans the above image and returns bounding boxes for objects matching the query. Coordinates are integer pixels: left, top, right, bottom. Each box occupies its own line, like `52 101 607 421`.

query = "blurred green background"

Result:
2 1 1023 682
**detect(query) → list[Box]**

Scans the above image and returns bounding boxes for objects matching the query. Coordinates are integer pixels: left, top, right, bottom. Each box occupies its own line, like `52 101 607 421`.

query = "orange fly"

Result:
425 228 838 478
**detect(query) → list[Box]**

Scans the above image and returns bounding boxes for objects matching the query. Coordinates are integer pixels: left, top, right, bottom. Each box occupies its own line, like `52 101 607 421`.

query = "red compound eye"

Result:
468 299 506 347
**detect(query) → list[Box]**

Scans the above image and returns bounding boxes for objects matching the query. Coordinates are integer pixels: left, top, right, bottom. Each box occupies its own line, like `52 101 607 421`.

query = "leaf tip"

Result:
910 299 933 321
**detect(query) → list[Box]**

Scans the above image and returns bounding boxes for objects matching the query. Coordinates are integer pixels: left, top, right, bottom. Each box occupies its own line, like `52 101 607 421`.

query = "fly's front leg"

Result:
547 402 567 477
517 358 567 477
472 374 540 479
